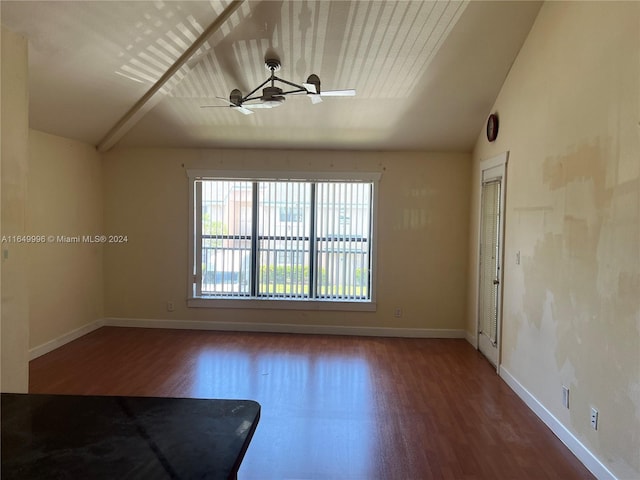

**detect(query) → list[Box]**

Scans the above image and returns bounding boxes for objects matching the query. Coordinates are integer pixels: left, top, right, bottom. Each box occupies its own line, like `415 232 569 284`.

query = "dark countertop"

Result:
1 393 260 480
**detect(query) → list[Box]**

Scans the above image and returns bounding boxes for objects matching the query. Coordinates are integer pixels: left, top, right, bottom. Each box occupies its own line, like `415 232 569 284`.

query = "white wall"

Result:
468 2 639 478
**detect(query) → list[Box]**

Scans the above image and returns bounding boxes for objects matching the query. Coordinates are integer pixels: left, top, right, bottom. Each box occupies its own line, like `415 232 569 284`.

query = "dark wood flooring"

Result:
29 327 594 480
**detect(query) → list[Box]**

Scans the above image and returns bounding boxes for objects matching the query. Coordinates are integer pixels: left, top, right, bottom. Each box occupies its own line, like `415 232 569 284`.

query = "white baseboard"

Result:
29 317 466 361
465 330 478 348
500 366 617 480
102 317 466 339
29 319 105 360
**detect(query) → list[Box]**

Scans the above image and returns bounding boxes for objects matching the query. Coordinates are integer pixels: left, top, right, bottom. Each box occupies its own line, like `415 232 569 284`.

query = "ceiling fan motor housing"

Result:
306 74 321 94
262 85 285 105
229 88 243 106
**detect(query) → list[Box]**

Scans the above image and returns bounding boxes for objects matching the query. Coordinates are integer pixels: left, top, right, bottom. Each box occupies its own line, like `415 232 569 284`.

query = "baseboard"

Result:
102 317 466 339
500 366 617 480
465 330 477 348
29 319 105 360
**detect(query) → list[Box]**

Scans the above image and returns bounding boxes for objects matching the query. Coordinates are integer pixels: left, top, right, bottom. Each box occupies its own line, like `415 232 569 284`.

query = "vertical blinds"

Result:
200 180 252 296
315 182 371 300
196 179 373 301
258 182 311 298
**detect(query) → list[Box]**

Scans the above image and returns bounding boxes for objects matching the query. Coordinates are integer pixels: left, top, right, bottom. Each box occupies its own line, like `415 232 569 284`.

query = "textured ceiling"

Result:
1 0 542 152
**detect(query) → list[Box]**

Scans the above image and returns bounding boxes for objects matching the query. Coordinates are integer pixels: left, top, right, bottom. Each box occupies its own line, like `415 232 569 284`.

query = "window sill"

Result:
187 297 376 312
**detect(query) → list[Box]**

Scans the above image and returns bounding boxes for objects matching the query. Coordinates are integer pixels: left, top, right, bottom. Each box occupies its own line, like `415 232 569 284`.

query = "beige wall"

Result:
27 130 104 349
1 26 30 392
103 148 470 332
468 2 639 478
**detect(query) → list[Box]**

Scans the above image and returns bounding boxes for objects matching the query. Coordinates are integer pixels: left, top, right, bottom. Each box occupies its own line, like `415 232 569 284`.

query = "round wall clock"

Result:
486 113 499 142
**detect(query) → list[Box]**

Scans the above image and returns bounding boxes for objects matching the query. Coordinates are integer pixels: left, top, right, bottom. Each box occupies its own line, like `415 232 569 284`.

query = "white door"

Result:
477 154 507 369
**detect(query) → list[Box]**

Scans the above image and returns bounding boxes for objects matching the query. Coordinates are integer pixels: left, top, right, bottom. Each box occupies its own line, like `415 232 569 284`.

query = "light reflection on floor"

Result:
192 347 377 479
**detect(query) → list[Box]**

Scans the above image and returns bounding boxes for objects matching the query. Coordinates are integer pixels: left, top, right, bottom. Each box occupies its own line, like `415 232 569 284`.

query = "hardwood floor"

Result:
29 327 594 480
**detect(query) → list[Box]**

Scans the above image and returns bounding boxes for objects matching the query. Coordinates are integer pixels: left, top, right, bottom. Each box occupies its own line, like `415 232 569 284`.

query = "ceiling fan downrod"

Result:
262 58 285 106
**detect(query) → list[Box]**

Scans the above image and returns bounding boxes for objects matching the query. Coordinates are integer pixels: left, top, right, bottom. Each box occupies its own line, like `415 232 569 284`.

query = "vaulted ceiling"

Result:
1 0 542 152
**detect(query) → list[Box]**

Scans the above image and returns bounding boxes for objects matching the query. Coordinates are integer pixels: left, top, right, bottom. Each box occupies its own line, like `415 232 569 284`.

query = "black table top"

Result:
1 393 260 480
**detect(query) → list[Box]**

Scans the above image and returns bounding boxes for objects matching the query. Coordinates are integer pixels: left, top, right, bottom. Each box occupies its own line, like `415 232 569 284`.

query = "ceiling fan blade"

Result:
207 96 255 115
286 90 321 104
200 104 254 115
214 96 235 106
302 82 317 94
235 106 255 115
242 103 273 109
320 89 356 97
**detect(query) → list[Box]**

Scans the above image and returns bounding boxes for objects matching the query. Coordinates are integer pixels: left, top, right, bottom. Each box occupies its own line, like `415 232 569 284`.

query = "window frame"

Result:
187 170 381 312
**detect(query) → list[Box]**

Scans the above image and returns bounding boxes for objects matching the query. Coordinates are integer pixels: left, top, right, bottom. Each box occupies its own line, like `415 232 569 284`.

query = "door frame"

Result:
476 151 508 373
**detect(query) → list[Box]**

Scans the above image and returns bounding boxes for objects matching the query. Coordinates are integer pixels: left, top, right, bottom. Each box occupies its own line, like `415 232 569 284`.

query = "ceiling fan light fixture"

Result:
263 96 285 107
261 86 285 106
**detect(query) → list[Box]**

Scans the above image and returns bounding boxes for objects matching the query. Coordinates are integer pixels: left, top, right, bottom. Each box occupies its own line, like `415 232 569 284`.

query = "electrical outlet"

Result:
562 386 570 409
167 301 175 312
393 307 402 318
590 407 598 430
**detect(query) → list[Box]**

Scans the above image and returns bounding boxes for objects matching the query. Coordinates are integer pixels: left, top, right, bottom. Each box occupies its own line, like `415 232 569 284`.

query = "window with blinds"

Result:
190 173 378 305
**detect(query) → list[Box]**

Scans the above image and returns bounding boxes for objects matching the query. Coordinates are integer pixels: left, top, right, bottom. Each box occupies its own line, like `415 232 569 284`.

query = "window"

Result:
188 171 380 310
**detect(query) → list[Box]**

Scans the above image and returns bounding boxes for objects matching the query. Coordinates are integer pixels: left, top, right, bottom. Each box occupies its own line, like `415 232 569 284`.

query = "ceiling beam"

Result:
96 0 244 152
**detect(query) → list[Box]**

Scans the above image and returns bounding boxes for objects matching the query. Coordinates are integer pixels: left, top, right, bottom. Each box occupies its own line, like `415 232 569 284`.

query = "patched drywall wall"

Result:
102 148 471 332
469 2 639 478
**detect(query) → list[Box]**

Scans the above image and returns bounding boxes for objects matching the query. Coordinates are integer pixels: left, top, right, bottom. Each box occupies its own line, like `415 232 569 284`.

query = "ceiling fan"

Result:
202 58 356 115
